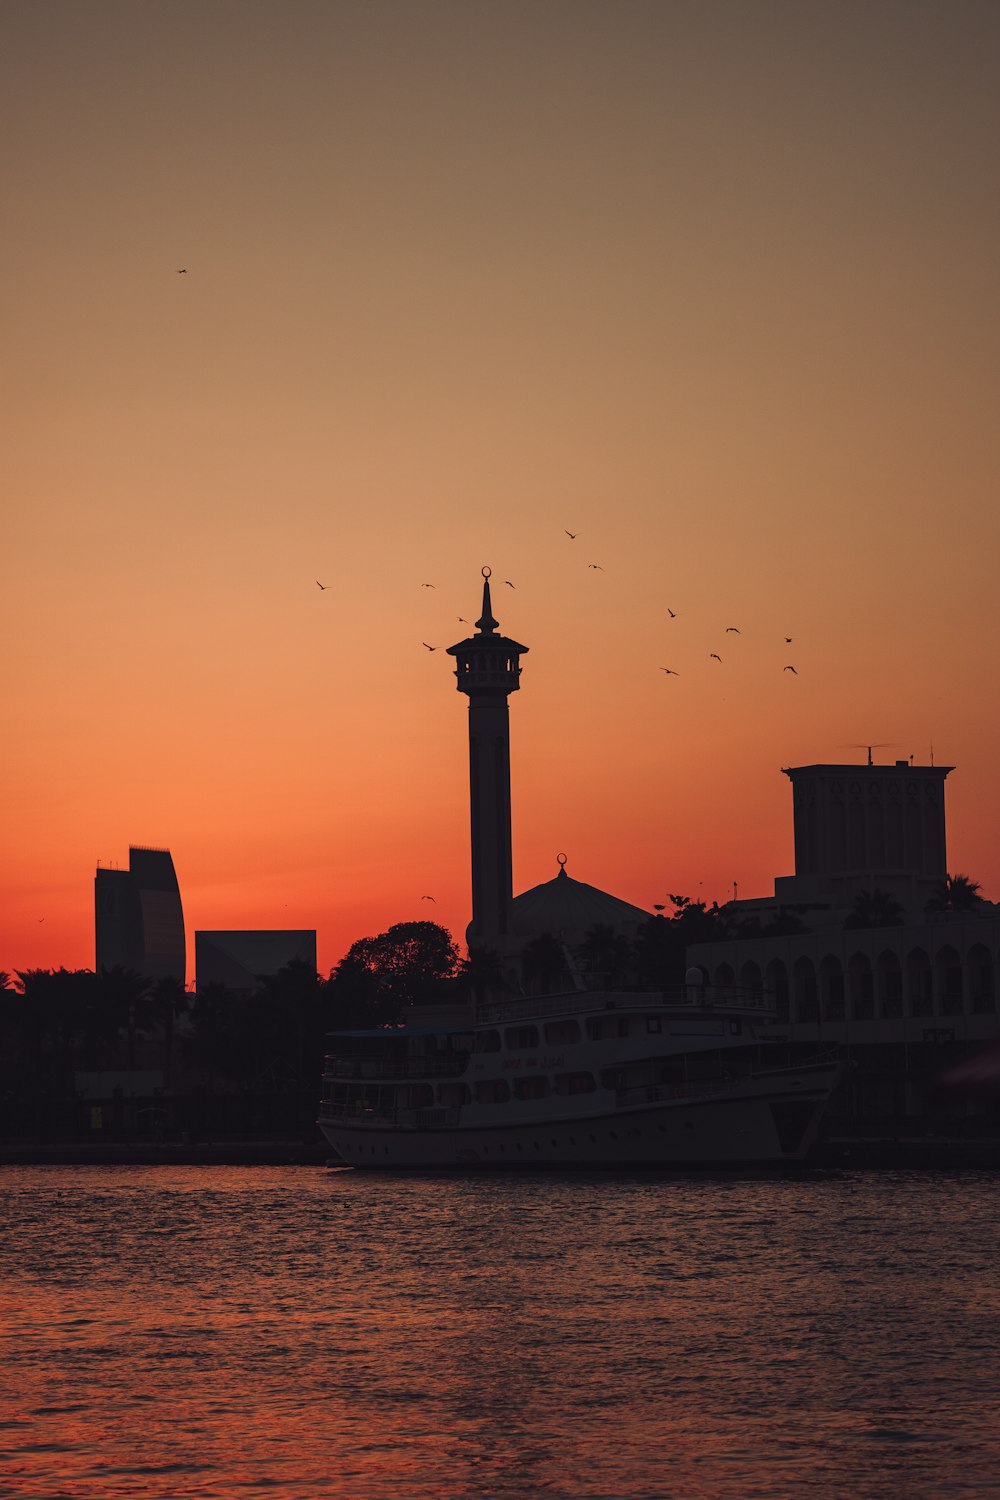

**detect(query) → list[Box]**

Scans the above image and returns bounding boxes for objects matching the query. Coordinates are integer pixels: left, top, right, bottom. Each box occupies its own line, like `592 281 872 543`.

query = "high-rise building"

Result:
94 846 185 982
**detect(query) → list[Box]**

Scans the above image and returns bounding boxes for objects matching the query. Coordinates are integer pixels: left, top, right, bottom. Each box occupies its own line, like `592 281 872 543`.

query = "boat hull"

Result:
319 1060 838 1170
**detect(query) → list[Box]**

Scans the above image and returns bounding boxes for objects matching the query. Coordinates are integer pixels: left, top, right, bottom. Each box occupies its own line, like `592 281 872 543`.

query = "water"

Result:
0 1167 997 1499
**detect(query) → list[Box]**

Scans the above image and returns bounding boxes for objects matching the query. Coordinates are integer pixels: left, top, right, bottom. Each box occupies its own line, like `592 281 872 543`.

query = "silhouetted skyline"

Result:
4 1 1000 977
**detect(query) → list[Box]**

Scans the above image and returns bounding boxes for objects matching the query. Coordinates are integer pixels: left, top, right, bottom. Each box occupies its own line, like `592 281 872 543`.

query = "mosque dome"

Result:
510 856 651 944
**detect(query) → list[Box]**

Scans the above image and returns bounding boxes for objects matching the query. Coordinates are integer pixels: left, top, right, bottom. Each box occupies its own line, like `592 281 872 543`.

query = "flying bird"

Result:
564 530 577 539
316 580 330 591
710 653 722 662
667 608 676 618
176 268 187 274
726 627 741 634
660 668 680 676
588 563 604 570
504 580 515 588
458 617 469 624
421 583 436 589
421 895 437 902
785 637 793 643
422 642 437 651
38 917 45 922
784 665 798 674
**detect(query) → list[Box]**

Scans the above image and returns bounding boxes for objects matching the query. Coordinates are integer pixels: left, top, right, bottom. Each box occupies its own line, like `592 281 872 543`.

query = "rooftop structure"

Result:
195 929 317 995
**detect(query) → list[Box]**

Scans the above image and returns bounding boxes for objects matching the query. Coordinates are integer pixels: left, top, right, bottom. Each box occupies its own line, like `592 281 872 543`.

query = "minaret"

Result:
447 568 528 950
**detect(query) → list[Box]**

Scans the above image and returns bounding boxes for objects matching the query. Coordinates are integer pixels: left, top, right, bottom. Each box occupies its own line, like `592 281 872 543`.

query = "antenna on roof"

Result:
841 742 893 766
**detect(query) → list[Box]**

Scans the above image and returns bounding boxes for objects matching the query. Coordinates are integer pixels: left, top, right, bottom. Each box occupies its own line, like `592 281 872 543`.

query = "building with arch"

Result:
686 760 1000 1131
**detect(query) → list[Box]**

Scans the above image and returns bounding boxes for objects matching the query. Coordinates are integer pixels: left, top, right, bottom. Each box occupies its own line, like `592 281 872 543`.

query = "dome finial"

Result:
557 852 568 878
476 566 499 635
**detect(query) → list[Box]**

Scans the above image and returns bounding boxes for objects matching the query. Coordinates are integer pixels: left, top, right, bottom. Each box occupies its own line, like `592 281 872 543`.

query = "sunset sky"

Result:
4 0 999 984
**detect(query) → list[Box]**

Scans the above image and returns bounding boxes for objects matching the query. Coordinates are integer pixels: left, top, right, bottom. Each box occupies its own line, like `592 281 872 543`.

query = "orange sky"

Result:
3 0 999 984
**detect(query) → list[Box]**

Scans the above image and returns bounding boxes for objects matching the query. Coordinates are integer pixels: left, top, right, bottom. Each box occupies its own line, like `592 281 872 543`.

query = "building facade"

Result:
687 759 999 1128
195 929 317 996
95 846 185 982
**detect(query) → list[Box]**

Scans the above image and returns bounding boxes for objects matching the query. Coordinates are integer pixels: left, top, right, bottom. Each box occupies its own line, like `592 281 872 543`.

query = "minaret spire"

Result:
447 568 529 951
476 568 499 635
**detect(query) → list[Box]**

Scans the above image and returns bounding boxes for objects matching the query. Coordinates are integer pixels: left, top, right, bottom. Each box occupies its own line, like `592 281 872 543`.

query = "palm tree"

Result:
844 889 905 930
97 965 152 1069
925 873 983 914
150 975 189 1089
460 947 507 1002
576 924 633 987
520 932 569 995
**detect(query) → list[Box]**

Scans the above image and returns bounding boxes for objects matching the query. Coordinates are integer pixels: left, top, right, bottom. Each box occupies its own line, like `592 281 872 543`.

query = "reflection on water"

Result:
0 1166 998 1498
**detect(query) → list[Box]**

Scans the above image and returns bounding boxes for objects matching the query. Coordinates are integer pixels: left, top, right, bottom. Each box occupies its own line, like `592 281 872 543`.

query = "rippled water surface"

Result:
1 1166 998 1499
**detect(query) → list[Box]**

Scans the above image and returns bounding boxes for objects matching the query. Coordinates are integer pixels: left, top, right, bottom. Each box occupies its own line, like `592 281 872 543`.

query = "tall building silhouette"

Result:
447 570 528 949
776 760 951 913
447 570 648 957
94 846 185 982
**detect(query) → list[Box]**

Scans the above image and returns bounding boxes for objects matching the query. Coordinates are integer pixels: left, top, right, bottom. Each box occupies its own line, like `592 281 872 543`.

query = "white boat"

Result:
318 984 839 1169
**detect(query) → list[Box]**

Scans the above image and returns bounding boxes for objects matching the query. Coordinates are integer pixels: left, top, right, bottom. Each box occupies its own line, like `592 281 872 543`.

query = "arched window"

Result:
820 955 845 1022
714 962 736 987
969 945 996 1014
876 949 903 1019
906 948 932 1017
848 952 874 1021
935 945 963 1016
764 959 789 1023
740 960 763 998
793 956 818 1022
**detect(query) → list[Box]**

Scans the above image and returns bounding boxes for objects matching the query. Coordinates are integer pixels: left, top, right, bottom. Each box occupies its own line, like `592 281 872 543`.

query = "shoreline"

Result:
2 1137 1000 1169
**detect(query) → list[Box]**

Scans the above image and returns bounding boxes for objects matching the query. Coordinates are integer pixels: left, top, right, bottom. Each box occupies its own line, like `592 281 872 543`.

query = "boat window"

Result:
437 1082 471 1107
513 1075 550 1101
475 1029 502 1053
474 1079 510 1104
728 1019 742 1035
670 1017 725 1036
399 1084 434 1109
543 1019 580 1045
553 1072 597 1095
504 1024 540 1050
585 1017 630 1040
646 1016 662 1034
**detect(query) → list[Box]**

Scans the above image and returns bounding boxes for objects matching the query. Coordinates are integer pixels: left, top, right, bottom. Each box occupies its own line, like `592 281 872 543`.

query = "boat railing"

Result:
318 1099 462 1130
477 985 775 1025
413 1105 462 1128
324 1053 469 1081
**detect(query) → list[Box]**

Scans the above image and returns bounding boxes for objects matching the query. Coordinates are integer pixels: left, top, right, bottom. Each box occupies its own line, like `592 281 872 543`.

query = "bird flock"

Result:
314 528 801 676
403 529 801 677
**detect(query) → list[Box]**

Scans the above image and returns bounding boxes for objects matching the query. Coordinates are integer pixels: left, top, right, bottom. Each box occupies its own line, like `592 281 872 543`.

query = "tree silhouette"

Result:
520 932 569 994
844 889 905 930
925 873 983 914
329 921 460 1028
460 946 507 1001
97 965 152 1069
150 974 189 1089
576 924 633 987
